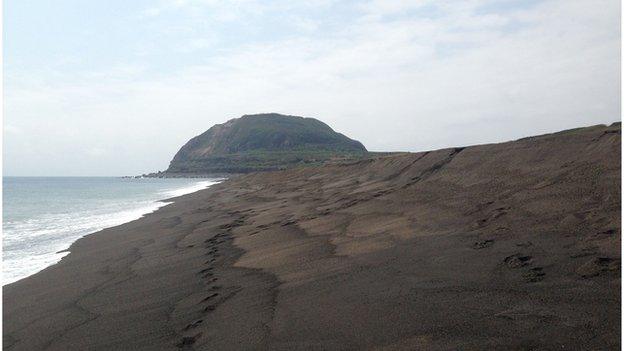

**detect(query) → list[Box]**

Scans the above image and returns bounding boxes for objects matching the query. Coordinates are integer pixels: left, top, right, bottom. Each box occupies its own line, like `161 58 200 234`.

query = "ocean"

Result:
2 177 221 285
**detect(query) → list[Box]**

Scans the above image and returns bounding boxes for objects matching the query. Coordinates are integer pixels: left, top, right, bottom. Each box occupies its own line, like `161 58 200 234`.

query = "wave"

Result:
3 179 220 285
159 179 222 198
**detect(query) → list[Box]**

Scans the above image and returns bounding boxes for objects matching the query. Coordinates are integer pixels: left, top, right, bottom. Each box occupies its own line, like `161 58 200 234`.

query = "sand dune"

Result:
4 123 620 350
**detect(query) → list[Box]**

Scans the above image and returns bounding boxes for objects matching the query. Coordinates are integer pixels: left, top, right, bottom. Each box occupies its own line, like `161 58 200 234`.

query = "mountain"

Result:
164 113 368 174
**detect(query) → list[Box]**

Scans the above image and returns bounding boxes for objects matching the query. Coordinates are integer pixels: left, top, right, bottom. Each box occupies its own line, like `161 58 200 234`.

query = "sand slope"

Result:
4 123 620 350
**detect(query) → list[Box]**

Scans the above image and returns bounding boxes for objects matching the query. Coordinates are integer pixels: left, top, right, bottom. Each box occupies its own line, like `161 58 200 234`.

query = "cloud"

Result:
141 7 162 18
3 0 620 175
4 124 22 135
85 147 107 157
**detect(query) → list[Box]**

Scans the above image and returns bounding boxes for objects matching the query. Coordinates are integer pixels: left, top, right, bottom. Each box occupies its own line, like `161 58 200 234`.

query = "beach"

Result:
2 178 220 285
3 123 621 350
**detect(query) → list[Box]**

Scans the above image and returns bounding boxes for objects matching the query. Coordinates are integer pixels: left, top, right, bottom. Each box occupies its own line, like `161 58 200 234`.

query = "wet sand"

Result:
4 123 621 350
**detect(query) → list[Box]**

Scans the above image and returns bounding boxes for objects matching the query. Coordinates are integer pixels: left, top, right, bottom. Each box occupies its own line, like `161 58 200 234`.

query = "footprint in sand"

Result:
504 254 532 268
523 267 545 282
201 293 219 302
472 239 494 249
177 333 201 349
183 319 203 331
577 257 620 278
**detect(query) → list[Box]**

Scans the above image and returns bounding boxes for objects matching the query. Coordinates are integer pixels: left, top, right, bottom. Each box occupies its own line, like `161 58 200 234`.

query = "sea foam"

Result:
3 178 219 285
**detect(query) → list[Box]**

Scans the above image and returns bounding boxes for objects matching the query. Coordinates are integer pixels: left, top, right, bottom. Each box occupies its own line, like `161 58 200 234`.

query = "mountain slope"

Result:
166 113 367 174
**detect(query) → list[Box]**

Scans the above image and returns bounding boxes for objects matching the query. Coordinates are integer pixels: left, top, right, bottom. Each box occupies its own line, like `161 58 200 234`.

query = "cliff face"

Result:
166 113 367 174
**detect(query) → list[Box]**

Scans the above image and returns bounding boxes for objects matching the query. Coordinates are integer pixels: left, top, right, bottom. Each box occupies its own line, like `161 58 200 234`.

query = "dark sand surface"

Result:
4 123 621 350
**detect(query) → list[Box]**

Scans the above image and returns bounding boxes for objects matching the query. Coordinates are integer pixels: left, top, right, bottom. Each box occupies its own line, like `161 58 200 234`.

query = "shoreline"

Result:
4 124 620 350
2 178 222 286
4 178 281 350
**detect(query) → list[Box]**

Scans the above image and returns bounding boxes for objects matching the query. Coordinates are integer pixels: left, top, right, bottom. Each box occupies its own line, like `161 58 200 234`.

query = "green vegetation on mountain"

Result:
165 113 368 174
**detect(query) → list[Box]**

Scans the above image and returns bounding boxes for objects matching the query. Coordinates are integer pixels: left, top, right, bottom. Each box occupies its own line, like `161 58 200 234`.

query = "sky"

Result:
3 0 621 176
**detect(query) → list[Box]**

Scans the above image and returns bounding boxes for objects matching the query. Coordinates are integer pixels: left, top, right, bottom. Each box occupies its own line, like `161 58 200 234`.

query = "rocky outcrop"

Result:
165 113 367 174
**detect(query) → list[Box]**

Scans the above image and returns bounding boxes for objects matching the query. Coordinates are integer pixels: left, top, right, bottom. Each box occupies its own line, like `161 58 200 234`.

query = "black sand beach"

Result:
4 123 621 350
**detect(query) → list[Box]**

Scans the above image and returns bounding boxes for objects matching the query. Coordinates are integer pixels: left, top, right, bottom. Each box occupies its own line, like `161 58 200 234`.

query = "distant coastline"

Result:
136 171 238 179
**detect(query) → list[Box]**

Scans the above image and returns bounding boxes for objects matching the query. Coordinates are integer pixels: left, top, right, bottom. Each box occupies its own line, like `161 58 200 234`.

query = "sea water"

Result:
2 177 221 285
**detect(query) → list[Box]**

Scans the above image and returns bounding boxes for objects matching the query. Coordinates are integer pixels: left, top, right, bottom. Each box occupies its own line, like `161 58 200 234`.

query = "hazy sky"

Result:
4 0 621 176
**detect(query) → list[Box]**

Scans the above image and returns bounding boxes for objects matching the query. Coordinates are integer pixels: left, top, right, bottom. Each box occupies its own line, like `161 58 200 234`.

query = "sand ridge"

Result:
4 123 620 350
